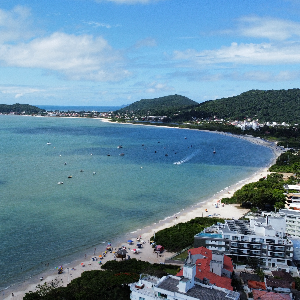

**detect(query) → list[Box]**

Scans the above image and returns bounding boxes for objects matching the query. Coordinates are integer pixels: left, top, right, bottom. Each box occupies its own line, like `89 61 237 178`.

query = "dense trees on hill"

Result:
183 89 300 123
115 89 300 124
0 103 45 114
115 94 198 116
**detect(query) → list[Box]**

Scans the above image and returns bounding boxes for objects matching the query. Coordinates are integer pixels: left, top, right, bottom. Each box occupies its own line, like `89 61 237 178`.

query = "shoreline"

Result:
2 122 284 300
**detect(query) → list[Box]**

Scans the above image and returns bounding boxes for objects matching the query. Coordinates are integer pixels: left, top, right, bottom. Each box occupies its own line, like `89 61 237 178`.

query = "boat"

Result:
117 145 123 149
68 176 72 178
213 148 216 154
47 142 51 145
57 182 64 184
119 153 125 156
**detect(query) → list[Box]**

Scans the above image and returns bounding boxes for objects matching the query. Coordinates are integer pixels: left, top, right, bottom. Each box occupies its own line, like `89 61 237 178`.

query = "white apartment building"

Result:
194 218 293 268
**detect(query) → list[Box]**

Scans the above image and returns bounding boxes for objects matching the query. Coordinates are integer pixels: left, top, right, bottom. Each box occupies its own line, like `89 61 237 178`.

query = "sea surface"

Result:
36 105 123 112
0 115 274 291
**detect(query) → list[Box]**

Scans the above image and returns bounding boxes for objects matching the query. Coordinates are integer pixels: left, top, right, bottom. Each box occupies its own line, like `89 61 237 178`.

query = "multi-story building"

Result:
194 218 293 269
280 209 300 238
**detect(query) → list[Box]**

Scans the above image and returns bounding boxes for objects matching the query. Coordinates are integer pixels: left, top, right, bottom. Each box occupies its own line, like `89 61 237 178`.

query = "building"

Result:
280 209 300 238
194 218 293 268
130 263 240 300
176 247 233 290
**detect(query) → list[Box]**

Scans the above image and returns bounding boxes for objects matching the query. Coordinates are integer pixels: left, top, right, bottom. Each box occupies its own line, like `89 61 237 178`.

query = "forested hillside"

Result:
115 94 198 116
0 103 45 114
190 89 300 123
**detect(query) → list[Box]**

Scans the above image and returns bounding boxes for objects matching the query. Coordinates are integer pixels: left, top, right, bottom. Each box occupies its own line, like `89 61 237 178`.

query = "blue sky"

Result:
1 0 300 106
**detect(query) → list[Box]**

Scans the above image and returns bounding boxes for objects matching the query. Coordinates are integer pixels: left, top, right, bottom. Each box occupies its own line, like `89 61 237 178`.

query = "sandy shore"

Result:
2 125 284 300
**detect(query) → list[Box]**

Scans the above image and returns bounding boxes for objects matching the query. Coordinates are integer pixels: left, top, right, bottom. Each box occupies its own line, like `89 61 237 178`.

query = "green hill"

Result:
190 89 300 123
116 94 198 116
0 103 45 115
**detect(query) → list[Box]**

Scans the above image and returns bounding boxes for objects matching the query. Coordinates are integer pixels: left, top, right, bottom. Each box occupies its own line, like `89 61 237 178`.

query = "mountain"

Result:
189 89 300 123
0 103 45 115
115 94 198 116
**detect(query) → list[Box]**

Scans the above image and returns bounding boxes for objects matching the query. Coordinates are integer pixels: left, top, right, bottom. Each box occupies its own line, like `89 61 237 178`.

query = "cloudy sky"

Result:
0 0 300 106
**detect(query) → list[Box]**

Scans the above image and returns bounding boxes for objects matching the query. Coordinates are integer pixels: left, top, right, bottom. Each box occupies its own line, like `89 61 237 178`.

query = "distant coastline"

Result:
36 105 123 112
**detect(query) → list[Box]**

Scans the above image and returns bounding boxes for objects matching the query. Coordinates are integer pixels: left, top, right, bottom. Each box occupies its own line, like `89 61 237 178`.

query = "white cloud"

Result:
237 16 300 41
145 81 174 93
0 86 43 98
84 21 112 29
173 42 300 66
0 32 130 82
0 6 35 43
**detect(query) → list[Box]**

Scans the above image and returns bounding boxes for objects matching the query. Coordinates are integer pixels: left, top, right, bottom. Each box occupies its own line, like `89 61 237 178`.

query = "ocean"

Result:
0 115 274 291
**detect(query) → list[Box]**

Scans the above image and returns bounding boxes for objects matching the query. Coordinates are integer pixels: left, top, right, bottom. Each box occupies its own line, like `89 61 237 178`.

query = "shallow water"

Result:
0 115 273 290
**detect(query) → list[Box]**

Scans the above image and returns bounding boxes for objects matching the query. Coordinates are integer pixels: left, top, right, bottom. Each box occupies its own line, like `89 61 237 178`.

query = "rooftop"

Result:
177 247 233 291
157 276 238 300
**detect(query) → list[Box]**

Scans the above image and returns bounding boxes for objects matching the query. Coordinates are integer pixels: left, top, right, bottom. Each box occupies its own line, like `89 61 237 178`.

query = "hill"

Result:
0 103 45 115
189 89 300 123
115 94 198 116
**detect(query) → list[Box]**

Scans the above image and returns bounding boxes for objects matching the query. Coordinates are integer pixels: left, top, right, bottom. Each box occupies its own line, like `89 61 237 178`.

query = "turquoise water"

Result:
0 115 273 290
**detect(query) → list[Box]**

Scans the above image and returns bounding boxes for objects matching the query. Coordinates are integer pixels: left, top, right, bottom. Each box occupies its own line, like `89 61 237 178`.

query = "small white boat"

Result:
57 181 64 185
47 142 51 145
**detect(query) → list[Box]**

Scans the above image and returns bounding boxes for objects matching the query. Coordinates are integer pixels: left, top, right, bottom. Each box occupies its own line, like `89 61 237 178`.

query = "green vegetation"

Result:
0 103 45 115
23 259 178 300
115 94 198 116
102 258 179 277
182 89 300 123
269 150 300 177
151 217 224 252
222 173 286 210
294 277 300 291
114 89 300 124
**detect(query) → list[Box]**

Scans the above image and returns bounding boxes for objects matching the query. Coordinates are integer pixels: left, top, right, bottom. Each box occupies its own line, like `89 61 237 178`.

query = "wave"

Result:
173 149 201 165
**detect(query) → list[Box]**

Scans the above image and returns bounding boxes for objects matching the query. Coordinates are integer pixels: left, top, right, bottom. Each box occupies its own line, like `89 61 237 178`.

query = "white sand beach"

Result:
2 127 284 300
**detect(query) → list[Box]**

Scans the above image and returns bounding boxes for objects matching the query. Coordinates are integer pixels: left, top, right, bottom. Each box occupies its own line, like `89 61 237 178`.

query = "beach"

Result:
1 122 284 300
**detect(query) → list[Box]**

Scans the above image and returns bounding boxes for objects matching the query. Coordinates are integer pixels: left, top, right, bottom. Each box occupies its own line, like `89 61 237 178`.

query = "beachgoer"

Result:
12 293 14 297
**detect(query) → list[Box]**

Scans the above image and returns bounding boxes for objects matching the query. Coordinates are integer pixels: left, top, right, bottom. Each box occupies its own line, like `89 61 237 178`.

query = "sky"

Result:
1 0 300 106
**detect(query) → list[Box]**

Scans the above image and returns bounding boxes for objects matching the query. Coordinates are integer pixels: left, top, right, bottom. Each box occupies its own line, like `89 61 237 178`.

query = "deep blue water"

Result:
0 115 274 291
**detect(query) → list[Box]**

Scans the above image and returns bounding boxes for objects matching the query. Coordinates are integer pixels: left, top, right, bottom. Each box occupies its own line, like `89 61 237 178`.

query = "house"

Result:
252 289 291 300
265 270 295 293
130 263 240 300
177 247 233 290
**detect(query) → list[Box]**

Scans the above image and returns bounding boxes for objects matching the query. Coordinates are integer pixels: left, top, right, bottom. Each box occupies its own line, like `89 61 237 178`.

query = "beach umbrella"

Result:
128 239 133 243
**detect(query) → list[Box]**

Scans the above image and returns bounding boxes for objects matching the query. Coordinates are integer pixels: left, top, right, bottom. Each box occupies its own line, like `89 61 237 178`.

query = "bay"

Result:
36 105 123 112
0 115 273 291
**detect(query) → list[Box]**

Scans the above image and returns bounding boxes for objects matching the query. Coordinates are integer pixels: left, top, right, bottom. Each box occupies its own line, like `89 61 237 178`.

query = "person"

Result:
12 293 14 297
